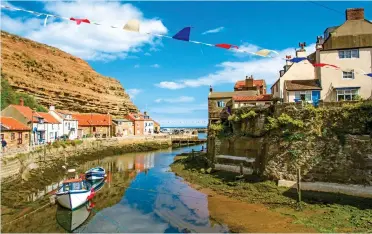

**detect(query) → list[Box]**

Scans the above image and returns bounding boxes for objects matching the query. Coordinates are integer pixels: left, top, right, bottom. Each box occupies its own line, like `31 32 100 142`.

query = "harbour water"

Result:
2 138 230 233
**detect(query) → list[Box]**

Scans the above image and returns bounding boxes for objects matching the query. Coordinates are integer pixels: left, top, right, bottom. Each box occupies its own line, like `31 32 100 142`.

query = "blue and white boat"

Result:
56 178 93 210
85 167 106 180
56 178 105 210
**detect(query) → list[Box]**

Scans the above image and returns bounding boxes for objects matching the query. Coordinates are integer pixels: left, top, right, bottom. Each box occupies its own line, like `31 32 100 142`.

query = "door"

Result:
312 91 320 106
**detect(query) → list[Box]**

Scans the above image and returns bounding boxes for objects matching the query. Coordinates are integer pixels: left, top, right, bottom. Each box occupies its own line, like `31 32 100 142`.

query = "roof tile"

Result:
0 117 30 131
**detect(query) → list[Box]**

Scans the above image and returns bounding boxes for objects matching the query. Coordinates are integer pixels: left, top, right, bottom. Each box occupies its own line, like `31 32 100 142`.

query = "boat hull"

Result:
56 191 91 210
85 167 106 180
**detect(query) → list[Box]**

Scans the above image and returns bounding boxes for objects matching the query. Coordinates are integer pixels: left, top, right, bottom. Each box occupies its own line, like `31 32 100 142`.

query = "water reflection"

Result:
5 144 229 233
56 202 92 232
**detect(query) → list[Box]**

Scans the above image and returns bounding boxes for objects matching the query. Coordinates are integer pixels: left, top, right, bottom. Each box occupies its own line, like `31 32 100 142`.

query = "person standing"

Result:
1 137 7 153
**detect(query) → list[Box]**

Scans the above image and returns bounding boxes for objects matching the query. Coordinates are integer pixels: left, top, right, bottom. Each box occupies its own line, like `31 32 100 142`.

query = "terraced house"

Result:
1 99 61 145
311 8 372 101
0 116 30 152
72 113 112 138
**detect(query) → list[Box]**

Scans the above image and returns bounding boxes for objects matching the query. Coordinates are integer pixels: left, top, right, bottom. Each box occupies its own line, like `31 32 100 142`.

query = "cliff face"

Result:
0 31 138 116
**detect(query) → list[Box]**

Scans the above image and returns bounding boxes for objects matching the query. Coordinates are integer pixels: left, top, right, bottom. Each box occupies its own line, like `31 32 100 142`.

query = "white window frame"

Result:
294 91 312 101
336 89 359 101
342 71 354 80
338 49 359 59
217 100 225 108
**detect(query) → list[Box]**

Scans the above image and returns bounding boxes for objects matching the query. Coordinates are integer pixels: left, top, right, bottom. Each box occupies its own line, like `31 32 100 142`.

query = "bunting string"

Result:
285 57 372 78
0 4 278 57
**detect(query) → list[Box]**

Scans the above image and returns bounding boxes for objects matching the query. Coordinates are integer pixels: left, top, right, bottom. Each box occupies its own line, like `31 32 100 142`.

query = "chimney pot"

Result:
19 98 24 106
144 111 147 116
346 8 364 20
209 85 213 93
279 70 285 77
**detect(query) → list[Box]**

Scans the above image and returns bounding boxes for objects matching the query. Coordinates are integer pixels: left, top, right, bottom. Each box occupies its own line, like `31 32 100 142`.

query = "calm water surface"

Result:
5 143 229 233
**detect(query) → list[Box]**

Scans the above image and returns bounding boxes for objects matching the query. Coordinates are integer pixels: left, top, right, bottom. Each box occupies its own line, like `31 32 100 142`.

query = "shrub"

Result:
241 110 257 119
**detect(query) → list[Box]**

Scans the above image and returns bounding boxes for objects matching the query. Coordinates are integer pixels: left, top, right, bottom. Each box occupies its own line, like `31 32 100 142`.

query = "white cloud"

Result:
126 88 142 99
155 81 185 89
150 64 160 68
144 52 151 56
1 1 167 61
154 96 194 103
134 64 140 68
155 44 315 89
202 26 224 35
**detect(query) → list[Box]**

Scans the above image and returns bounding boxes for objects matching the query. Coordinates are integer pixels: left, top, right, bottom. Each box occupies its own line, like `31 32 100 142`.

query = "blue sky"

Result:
1 1 371 126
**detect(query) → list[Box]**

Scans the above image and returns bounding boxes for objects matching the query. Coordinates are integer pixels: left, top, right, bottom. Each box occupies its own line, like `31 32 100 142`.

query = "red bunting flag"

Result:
70 17 90 25
215 43 239 49
313 63 339 69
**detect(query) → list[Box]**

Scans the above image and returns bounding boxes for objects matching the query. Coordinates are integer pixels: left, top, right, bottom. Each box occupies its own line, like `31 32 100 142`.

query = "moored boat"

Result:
56 178 94 210
85 167 106 180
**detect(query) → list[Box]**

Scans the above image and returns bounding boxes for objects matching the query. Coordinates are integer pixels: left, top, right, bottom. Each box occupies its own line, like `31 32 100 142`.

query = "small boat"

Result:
56 178 94 210
85 167 106 180
56 201 92 232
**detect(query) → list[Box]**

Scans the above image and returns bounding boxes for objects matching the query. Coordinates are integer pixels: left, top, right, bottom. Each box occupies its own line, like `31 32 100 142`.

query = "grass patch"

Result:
171 154 372 233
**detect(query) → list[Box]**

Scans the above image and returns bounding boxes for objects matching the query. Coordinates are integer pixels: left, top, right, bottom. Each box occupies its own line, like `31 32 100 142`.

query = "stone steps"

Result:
214 155 255 175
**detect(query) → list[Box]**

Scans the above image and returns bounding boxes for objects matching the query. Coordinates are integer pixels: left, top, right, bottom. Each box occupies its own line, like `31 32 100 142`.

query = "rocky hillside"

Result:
0 31 137 116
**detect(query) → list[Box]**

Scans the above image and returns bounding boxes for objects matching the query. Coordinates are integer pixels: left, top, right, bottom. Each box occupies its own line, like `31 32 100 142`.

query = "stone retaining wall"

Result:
1 137 171 180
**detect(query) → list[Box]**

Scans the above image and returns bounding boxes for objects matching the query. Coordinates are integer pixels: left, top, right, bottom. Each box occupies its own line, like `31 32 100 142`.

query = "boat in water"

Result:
56 178 105 210
56 201 92 232
85 167 106 180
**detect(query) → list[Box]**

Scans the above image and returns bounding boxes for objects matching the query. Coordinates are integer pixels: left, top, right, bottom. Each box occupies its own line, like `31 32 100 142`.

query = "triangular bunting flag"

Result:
366 73 372 77
255 49 272 57
172 27 191 41
215 43 239 49
70 17 90 25
289 57 307 63
313 63 339 69
123 19 140 32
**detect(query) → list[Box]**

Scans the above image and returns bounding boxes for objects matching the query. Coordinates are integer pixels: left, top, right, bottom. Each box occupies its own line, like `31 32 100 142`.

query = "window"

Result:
217 101 225 108
50 132 54 139
68 123 71 130
294 91 311 101
337 89 358 101
338 49 359 59
93 126 96 132
18 132 22 144
25 134 28 139
11 133 15 140
342 71 354 80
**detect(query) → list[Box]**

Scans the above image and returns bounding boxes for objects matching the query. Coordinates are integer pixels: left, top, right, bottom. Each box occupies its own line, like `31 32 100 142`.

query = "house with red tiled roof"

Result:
234 75 267 94
1 117 31 151
208 75 272 125
1 99 61 145
126 113 145 135
72 113 112 138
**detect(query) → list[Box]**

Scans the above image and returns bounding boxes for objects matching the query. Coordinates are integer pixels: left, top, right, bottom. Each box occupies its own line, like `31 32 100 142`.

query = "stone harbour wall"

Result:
1 137 171 180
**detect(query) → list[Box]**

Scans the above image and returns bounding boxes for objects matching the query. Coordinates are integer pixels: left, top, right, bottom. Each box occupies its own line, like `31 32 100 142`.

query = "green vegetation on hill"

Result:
1 73 47 112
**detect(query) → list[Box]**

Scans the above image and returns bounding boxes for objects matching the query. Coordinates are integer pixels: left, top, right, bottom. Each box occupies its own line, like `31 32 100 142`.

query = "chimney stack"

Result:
346 8 364 21
279 70 285 77
144 111 147 116
19 98 24 106
49 105 55 111
296 42 307 57
245 75 254 87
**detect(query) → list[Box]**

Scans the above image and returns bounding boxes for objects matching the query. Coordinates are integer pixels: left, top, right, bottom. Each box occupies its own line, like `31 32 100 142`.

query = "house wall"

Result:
144 120 154 134
113 121 134 136
275 61 316 99
233 101 269 108
79 126 110 137
208 98 231 125
134 120 144 135
319 48 372 101
49 111 78 140
1 130 30 150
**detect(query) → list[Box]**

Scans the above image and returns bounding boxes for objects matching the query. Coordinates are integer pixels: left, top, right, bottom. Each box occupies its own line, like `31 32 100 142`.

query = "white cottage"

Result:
48 106 78 140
